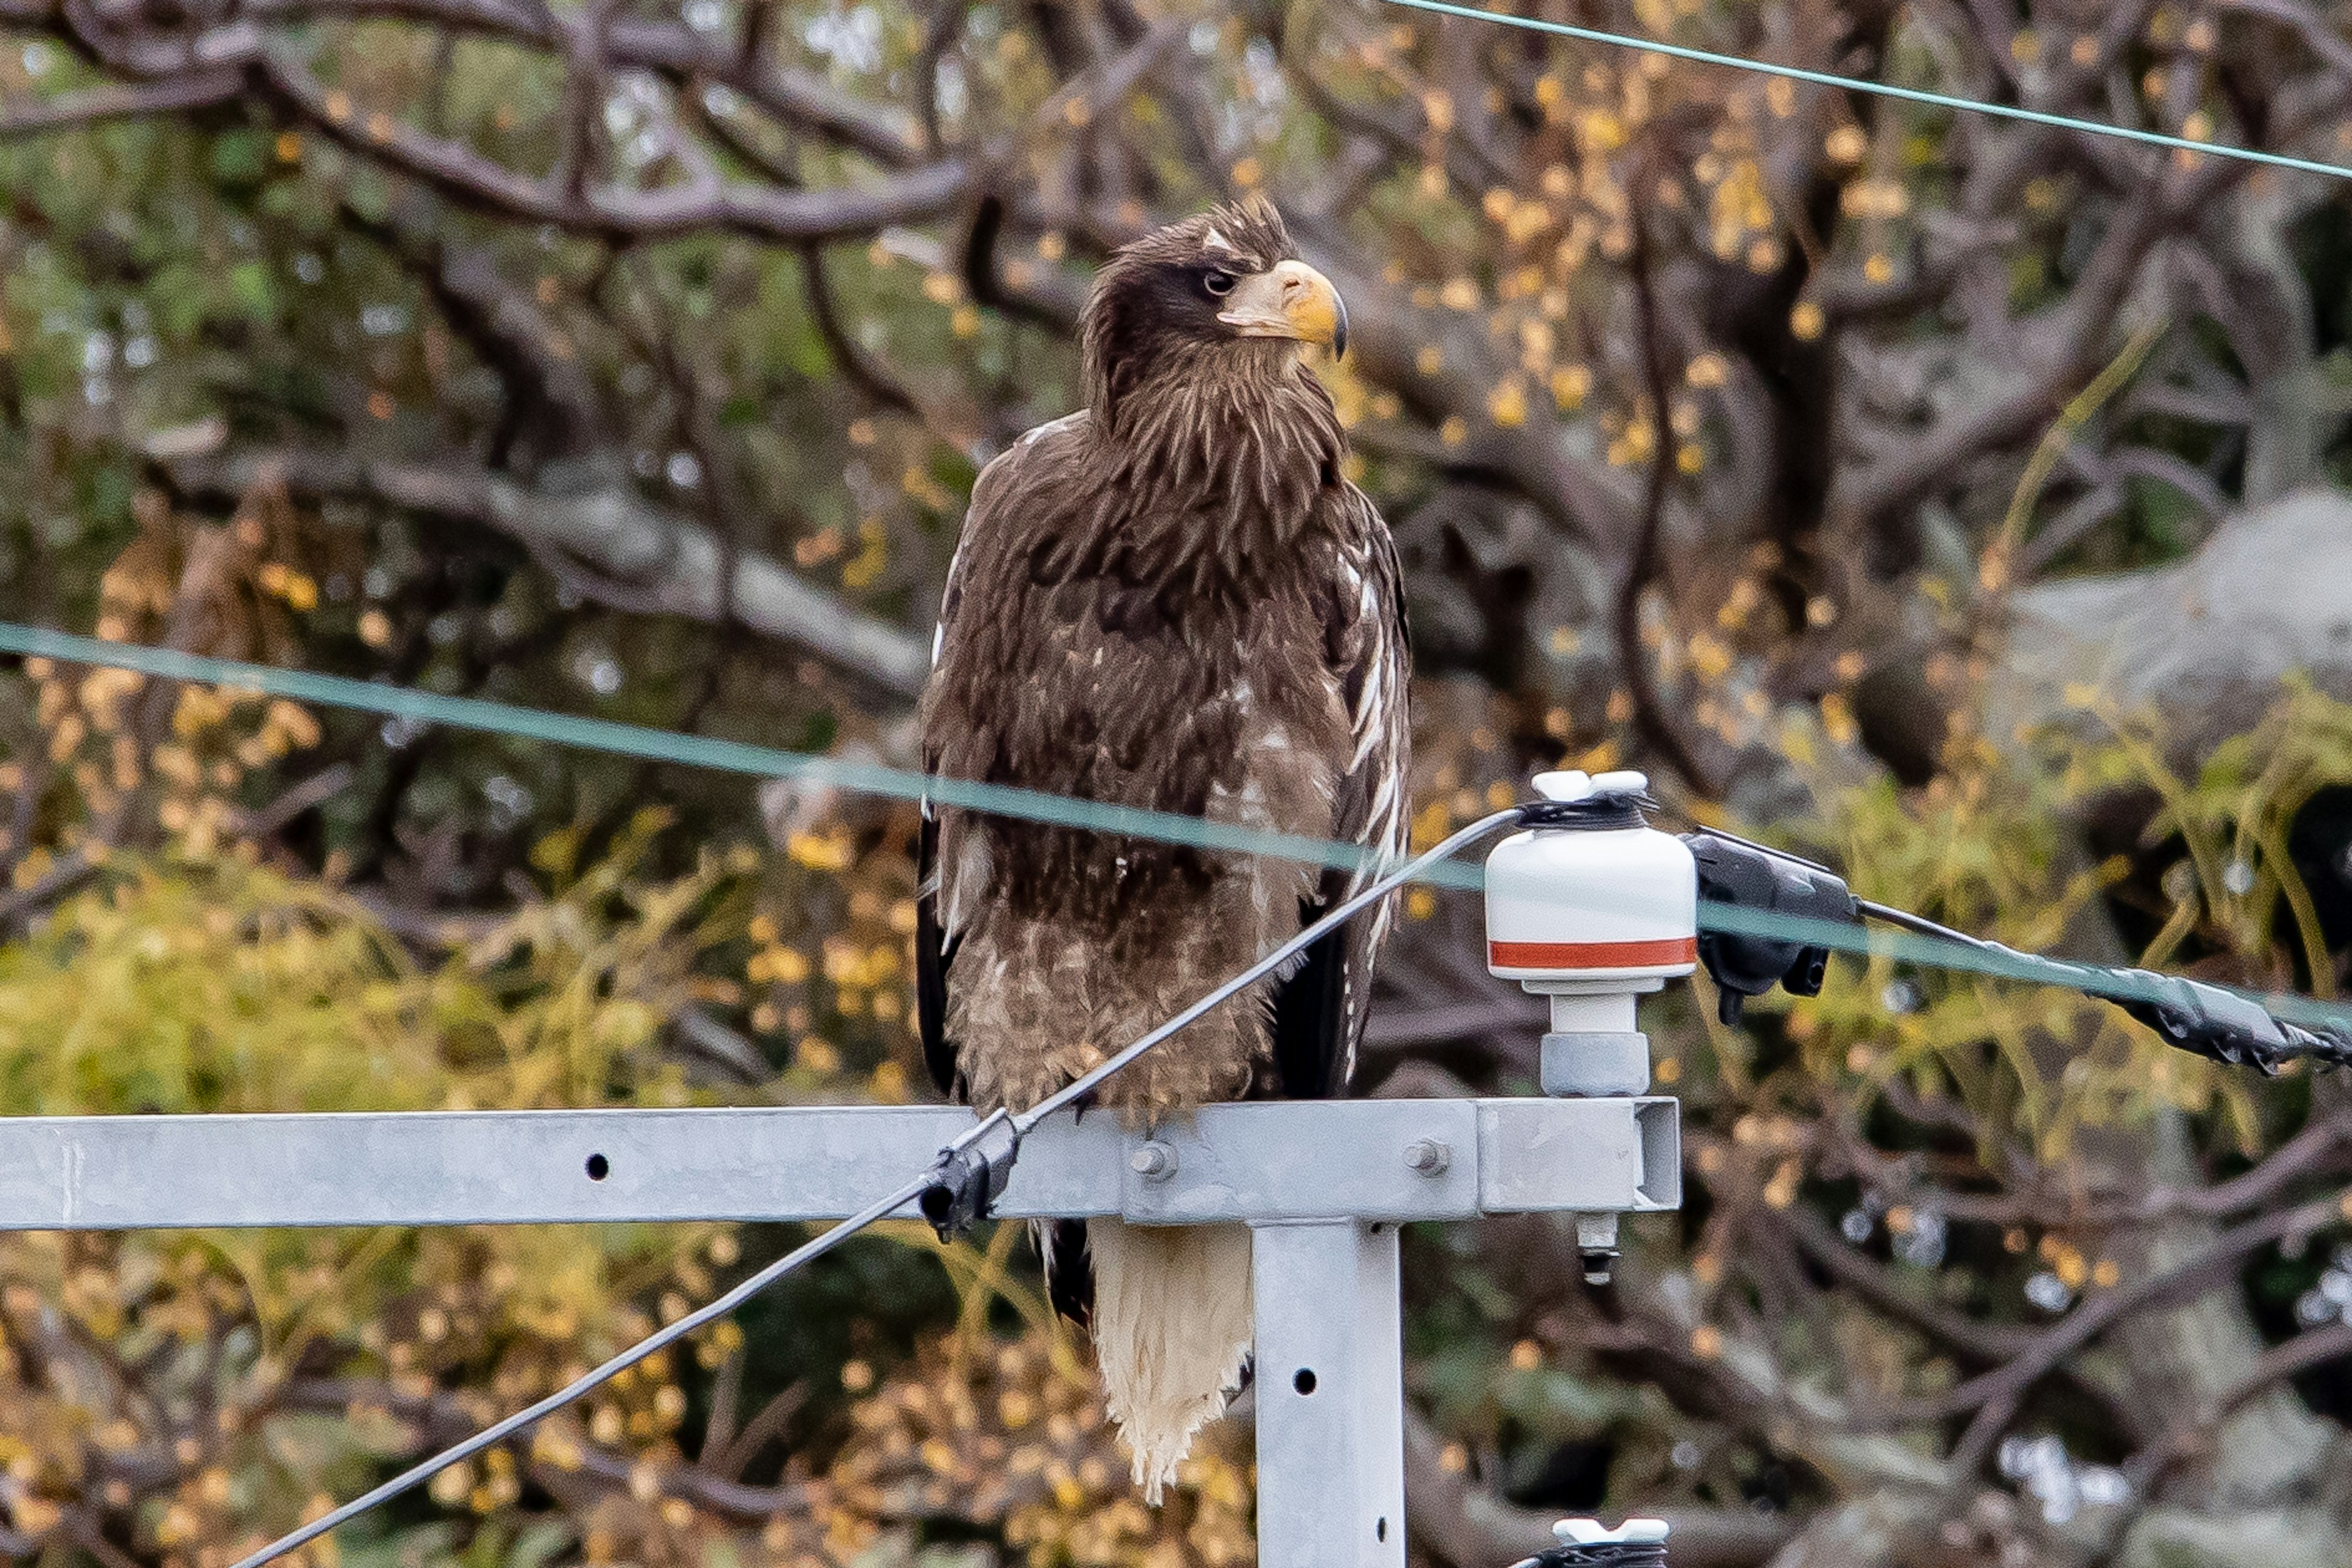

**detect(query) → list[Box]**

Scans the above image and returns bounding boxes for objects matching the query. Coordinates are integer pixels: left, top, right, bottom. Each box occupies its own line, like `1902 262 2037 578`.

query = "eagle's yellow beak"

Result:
1219 259 1349 358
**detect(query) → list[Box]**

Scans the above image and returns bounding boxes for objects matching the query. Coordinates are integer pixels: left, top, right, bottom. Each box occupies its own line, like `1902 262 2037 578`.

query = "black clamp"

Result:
918 1113 1022 1240
1684 832 1859 1025
1510 1522 1669 1567
2097 970 2346 1076
1518 786 1657 832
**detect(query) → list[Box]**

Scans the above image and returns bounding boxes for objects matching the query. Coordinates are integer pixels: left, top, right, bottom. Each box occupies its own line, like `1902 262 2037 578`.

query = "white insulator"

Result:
1484 771 1698 1002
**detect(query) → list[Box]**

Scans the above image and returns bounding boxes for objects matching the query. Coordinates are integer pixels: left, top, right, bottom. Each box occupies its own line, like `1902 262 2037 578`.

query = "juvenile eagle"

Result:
918 197 1410 1499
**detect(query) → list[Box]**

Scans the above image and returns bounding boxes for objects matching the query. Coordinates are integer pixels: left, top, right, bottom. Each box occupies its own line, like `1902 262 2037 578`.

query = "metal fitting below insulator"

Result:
1575 1213 1621 1285
1540 1031 1652 1098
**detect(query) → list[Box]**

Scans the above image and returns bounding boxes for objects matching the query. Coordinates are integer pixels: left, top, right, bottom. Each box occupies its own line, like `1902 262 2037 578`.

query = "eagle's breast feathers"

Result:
921 415 1406 1115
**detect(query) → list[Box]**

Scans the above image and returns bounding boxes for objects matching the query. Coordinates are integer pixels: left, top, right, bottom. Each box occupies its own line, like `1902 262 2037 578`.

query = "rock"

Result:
1997 487 2352 757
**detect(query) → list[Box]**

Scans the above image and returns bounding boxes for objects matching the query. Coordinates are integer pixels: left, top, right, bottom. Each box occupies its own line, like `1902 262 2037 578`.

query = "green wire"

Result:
1380 0 2352 185
0 623 1461 888
2 622 2346 1031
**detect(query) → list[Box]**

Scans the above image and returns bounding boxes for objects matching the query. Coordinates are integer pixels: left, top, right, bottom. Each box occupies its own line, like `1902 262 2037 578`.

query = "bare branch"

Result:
165 450 932 697
258 45 968 242
281 1377 809 1520
231 0 927 162
2127 1319 2352 1492
1887 1190 2342 1436
799 241 922 417
2211 0 2352 80
1619 201 1718 797
1778 1204 2038 1364
0 69 243 135
225 764 355 840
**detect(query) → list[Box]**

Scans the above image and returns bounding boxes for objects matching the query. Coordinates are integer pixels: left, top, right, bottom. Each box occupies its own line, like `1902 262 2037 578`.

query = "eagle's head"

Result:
1080 197 1348 428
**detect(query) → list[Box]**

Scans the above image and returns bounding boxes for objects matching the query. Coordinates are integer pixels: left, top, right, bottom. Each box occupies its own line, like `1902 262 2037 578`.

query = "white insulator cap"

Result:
1485 771 1697 987
1555 1518 1671 1544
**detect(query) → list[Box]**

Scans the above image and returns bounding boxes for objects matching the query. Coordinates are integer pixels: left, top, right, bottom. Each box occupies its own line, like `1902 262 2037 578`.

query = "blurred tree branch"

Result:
165 449 932 694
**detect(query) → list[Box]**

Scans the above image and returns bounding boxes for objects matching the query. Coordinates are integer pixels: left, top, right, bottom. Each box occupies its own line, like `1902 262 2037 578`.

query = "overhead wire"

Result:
2 620 2348 1033
0 623 1477 890
1376 0 2352 186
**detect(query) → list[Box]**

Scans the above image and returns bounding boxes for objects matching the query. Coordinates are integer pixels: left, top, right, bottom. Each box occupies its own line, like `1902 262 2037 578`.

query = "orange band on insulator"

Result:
1488 937 1698 969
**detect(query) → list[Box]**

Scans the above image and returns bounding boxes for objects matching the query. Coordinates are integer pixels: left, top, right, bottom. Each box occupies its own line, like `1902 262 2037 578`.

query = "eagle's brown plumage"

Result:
917 197 1410 1499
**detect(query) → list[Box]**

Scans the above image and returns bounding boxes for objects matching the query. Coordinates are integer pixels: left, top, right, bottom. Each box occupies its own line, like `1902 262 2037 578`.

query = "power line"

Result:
1379 0 2352 184
0 622 1460 889
3 620 2348 1033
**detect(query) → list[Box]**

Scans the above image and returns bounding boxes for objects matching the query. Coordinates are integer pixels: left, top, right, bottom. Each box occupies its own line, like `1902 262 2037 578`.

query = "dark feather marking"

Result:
1046 1220 1094 1325
1270 889 1352 1100
916 810 961 1097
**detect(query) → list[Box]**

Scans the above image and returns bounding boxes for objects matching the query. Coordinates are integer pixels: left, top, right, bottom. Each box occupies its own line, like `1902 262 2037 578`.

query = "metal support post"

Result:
1253 1219 1404 1568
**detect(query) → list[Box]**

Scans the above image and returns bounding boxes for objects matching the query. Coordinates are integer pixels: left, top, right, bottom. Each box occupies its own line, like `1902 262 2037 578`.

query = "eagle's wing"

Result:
1268 486 1412 1100
916 413 1087 1098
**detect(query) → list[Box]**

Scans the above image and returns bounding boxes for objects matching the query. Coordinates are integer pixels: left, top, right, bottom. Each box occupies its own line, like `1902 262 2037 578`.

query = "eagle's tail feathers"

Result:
1088 1219 1253 1506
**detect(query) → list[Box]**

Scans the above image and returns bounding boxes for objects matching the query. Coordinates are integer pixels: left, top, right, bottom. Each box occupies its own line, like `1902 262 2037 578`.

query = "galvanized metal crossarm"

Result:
0 1098 1678 1231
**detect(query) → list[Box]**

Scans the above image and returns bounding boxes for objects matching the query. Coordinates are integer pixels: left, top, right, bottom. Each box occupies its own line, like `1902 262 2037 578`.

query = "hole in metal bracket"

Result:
585 1153 610 1181
1376 1517 1388 1542
1293 1368 1317 1395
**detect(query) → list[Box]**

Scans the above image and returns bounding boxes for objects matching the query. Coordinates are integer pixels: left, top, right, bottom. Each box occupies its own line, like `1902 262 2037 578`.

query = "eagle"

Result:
917 196 1411 1501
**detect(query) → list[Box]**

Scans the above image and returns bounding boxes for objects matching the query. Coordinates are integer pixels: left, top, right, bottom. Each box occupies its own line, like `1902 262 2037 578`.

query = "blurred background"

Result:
2 0 2352 1562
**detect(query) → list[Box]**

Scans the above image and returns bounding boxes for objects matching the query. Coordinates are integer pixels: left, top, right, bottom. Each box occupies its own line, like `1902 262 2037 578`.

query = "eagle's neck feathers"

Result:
1083 342 1346 562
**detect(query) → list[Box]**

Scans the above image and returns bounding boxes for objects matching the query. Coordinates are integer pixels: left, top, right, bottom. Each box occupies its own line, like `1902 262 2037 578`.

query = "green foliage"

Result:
0 842 764 1564
0 858 443 1115
0 0 2345 1553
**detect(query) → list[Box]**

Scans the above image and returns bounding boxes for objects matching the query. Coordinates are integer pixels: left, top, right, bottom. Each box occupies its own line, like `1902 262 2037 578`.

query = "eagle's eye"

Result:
1202 270 1237 298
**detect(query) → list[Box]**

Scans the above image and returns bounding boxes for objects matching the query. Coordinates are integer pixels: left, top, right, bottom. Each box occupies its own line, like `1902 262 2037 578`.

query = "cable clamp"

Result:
1684 831 1858 1023
2100 970 2302 1074
919 1110 1022 1240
